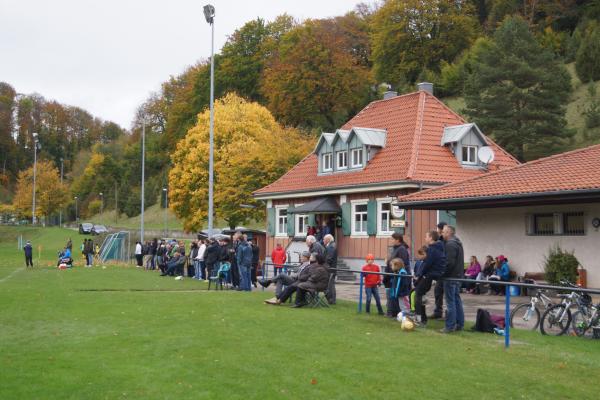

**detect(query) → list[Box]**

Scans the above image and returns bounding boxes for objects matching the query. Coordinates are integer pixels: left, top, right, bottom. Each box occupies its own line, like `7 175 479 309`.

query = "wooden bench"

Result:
521 272 547 296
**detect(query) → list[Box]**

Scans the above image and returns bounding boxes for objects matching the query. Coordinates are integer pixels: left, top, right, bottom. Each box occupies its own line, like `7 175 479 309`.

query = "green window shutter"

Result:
286 205 295 237
308 214 316 226
367 199 377 236
341 202 351 236
267 207 275 236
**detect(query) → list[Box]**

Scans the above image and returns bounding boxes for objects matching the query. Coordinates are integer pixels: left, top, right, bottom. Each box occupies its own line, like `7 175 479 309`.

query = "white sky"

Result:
0 0 360 129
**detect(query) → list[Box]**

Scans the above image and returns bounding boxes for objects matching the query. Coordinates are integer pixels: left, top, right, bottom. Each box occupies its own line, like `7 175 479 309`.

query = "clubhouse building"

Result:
253 84 518 269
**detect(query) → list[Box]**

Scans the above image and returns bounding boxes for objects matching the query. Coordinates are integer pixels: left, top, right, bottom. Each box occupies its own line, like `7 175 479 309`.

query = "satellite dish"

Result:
478 146 495 165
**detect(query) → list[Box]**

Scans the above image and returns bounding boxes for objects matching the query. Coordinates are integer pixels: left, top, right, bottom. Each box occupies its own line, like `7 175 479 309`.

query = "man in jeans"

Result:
414 230 446 327
441 225 465 333
236 235 253 291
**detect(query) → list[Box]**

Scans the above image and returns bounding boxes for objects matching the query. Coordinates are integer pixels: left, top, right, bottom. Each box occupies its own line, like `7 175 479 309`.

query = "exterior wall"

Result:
457 203 600 289
264 190 438 264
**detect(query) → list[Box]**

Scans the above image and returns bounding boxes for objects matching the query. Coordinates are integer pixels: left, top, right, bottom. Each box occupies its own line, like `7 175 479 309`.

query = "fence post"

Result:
358 272 364 313
505 284 511 349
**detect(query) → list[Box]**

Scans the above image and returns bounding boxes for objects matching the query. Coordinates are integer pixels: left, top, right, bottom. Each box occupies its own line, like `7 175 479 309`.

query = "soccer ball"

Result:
401 317 415 331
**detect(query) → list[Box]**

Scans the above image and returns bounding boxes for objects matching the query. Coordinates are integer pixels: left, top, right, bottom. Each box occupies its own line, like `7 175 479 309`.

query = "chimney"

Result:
383 90 398 100
416 82 433 95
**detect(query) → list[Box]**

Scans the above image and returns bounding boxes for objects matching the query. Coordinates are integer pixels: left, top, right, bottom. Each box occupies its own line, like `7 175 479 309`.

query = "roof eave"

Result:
395 189 600 210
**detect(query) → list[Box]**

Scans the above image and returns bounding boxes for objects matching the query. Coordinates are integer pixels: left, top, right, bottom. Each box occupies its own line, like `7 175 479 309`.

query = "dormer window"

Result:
337 151 348 169
351 148 363 168
462 145 477 165
322 153 333 171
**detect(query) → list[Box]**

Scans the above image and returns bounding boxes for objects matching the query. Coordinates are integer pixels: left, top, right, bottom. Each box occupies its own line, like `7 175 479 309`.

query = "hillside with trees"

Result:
2 0 600 230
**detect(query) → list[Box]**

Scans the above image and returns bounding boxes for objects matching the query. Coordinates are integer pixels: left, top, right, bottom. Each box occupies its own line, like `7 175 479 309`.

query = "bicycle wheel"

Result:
541 304 572 336
510 303 541 330
571 311 590 337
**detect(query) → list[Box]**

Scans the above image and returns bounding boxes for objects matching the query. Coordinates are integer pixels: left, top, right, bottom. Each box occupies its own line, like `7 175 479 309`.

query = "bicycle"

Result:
540 282 592 336
509 289 554 331
571 301 600 338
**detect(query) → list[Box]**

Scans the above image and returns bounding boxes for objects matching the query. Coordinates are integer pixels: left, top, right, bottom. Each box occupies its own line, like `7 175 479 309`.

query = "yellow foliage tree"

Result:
169 93 314 231
12 160 69 222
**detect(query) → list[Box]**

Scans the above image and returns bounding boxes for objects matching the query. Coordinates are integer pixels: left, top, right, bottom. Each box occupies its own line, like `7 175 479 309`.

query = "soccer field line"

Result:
0 267 24 283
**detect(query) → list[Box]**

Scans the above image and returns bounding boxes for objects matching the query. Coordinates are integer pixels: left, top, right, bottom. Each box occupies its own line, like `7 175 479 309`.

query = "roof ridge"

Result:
400 142 600 201
406 91 426 179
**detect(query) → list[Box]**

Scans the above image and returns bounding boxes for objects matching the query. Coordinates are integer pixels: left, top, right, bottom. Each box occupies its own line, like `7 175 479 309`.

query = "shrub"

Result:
543 244 579 286
87 200 101 216
584 84 600 129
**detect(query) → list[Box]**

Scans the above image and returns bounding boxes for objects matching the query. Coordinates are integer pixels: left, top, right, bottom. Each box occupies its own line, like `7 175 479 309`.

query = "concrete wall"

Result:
456 203 600 289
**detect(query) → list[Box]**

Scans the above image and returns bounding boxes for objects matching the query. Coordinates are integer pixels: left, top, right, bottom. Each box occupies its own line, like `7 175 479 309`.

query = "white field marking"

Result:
0 267 24 283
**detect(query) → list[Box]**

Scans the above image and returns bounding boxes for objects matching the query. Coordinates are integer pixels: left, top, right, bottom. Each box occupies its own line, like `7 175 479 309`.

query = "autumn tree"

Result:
371 0 479 87
169 93 314 231
262 18 373 131
464 16 572 161
12 160 69 222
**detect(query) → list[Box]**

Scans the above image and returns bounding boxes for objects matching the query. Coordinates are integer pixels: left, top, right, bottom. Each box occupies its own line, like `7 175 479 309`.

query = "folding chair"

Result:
306 274 335 308
208 262 231 290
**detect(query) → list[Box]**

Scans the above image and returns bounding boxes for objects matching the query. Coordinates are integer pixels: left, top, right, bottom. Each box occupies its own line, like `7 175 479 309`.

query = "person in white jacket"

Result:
195 239 207 280
135 241 143 267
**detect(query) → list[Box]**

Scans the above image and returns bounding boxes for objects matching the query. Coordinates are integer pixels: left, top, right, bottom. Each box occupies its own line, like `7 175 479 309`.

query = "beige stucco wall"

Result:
456 203 600 289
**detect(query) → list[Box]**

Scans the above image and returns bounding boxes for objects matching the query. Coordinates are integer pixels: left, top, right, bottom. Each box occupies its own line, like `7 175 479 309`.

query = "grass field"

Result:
1 226 599 399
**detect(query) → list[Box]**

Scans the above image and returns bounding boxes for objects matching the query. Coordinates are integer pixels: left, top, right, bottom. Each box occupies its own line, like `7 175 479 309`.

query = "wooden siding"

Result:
264 191 439 261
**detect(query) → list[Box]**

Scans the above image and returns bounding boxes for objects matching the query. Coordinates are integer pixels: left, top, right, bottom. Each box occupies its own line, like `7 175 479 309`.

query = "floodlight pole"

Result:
140 118 146 243
205 4 215 238
74 196 78 224
99 192 103 216
32 133 38 225
59 157 63 227
163 187 168 238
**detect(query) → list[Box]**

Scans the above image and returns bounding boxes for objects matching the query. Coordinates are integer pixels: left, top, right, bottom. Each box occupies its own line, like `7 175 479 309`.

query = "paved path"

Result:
257 280 511 322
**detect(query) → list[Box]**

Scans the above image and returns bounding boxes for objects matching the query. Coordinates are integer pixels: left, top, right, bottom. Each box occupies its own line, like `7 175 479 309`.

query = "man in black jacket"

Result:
383 232 410 317
414 230 447 326
441 225 465 333
204 239 221 277
432 221 447 319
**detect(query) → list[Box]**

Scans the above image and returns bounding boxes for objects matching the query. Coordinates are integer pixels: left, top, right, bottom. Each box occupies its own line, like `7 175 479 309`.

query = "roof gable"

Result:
348 127 387 148
314 132 336 153
441 123 486 146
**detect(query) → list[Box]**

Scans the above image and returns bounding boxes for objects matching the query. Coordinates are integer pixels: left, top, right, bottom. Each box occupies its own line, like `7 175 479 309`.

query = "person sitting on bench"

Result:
161 251 185 276
265 253 329 308
260 251 311 299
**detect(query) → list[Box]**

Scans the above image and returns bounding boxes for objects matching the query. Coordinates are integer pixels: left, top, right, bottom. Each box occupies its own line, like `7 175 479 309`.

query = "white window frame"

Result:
377 198 394 236
351 200 368 237
322 152 333 172
351 148 363 168
275 205 288 237
462 145 477 165
294 204 308 237
337 150 348 170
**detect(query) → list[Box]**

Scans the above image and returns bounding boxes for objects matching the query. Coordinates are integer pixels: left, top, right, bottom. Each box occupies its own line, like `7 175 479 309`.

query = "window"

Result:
351 148 363 168
276 206 288 236
352 202 368 235
563 212 584 235
337 150 348 169
462 145 477 164
322 153 332 172
528 212 585 236
295 213 308 237
377 200 393 235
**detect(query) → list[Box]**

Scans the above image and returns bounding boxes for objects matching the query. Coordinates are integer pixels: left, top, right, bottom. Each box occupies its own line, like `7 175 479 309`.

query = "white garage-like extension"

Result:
397 144 600 288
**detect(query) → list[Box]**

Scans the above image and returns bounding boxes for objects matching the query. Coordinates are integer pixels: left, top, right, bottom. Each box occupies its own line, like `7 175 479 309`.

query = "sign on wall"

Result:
390 204 406 228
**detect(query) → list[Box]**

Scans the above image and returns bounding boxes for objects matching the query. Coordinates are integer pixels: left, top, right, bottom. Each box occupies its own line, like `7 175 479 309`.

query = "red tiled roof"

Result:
254 91 519 196
397 143 600 204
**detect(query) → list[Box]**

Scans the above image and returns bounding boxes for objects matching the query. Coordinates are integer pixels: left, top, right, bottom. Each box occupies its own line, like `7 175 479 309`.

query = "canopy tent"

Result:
290 197 341 214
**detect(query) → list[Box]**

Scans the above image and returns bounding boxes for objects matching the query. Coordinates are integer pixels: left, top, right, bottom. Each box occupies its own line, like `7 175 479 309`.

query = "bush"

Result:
543 245 579 286
584 84 600 129
87 200 101 216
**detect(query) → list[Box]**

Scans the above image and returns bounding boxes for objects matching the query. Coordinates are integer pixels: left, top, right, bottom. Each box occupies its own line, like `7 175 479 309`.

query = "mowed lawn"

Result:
1 227 598 399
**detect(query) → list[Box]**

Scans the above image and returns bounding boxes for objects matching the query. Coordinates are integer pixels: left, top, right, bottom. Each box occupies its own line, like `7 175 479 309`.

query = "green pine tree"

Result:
464 16 572 161
575 20 600 83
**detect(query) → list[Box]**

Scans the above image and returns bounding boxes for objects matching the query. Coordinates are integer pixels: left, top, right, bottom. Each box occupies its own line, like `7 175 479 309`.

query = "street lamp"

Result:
74 196 79 224
163 187 168 238
59 157 64 227
31 132 39 225
204 3 215 237
99 192 103 216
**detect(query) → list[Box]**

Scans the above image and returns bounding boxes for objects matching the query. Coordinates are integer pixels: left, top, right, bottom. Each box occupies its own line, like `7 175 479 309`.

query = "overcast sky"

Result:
0 0 360 129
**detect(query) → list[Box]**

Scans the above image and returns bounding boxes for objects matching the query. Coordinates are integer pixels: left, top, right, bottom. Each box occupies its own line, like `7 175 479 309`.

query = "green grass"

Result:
1 226 598 399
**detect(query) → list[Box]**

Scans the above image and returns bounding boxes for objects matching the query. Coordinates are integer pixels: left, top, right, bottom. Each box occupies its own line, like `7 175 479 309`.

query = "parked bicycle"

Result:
540 281 592 336
571 301 600 338
510 289 554 331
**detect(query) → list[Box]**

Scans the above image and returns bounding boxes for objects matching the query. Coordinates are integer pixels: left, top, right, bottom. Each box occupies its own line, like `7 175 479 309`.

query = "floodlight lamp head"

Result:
203 4 215 24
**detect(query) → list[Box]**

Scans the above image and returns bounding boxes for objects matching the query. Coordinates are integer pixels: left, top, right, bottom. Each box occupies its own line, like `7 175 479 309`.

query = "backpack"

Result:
472 308 497 333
